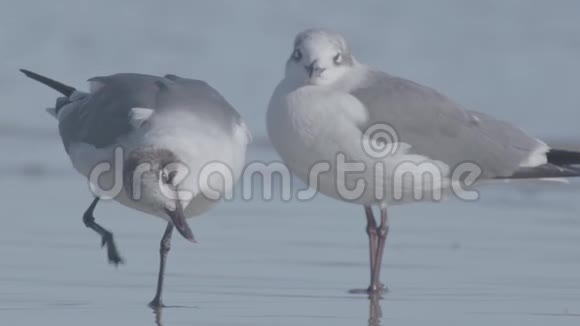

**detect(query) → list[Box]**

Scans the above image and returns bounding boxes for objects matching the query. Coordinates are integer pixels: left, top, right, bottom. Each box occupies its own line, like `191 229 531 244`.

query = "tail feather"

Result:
19 69 76 97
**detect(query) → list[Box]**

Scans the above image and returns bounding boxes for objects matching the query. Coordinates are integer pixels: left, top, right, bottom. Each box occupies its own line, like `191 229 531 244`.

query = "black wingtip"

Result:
19 68 76 97
502 164 580 179
547 149 580 166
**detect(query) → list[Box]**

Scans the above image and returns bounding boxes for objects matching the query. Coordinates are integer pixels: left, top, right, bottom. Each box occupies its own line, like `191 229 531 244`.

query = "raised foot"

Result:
101 233 124 265
348 283 388 295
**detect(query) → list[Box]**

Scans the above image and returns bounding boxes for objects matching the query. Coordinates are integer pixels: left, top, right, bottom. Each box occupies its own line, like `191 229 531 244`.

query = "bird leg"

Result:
149 222 174 308
82 197 124 265
370 206 389 292
364 206 378 288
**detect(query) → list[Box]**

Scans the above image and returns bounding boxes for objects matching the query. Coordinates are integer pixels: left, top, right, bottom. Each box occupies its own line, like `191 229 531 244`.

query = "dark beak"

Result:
165 202 196 243
305 63 314 78
305 59 318 78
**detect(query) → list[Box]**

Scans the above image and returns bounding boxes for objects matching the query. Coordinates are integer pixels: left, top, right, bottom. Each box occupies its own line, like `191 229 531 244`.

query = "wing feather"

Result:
348 69 547 178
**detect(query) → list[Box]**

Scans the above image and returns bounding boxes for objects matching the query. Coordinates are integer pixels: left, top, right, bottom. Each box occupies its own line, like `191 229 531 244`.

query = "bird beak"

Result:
305 59 319 78
304 59 326 80
165 202 196 243
305 62 315 78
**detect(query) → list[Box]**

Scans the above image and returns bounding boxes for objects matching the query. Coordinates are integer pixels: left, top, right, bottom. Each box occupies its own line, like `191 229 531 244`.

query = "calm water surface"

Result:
2 1 580 324
1 139 580 325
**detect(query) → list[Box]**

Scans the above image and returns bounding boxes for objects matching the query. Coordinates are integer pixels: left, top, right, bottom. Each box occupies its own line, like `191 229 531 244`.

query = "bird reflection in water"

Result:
368 292 383 326
151 304 196 326
149 293 383 326
152 306 163 326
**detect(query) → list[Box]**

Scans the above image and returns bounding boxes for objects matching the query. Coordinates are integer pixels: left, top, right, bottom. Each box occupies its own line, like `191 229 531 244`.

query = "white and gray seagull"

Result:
267 28 580 293
21 69 251 307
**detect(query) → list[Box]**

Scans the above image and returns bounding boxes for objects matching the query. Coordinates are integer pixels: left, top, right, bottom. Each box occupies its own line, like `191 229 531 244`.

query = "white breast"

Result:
67 120 248 219
267 79 453 206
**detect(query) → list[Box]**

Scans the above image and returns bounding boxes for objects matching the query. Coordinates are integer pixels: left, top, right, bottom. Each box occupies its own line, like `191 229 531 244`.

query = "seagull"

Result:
266 28 580 293
21 69 251 307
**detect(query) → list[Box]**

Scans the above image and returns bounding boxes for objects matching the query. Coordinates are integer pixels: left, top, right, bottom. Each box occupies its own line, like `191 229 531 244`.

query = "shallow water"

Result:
1 138 580 325
2 0 580 325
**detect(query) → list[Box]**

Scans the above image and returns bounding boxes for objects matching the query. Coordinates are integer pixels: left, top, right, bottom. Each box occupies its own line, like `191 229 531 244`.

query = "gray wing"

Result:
350 70 546 178
58 73 243 152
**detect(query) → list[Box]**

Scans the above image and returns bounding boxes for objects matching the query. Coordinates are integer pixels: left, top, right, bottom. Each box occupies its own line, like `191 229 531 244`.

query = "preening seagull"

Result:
21 69 251 307
267 28 580 293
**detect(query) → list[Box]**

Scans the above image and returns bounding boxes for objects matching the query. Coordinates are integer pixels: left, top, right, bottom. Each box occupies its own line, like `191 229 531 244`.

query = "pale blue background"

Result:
1 1 580 325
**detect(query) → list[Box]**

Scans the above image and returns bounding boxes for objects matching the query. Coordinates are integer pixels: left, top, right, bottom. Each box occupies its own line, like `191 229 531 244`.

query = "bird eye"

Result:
169 171 179 184
292 49 302 61
333 53 343 65
161 170 177 184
